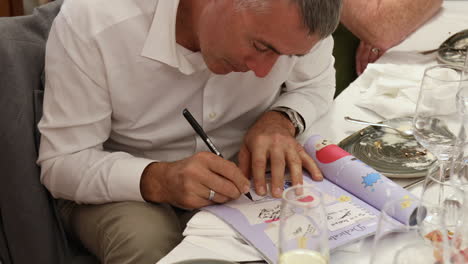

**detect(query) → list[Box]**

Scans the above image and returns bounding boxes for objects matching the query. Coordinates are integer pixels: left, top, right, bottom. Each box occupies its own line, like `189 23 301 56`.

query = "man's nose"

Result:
245 54 279 78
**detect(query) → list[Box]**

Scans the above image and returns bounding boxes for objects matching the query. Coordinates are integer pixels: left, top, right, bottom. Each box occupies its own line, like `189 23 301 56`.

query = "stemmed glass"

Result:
413 64 468 184
444 51 468 263
418 163 464 238
454 47 468 159
370 198 440 264
278 185 329 264
446 161 468 264
416 159 468 264
413 62 468 263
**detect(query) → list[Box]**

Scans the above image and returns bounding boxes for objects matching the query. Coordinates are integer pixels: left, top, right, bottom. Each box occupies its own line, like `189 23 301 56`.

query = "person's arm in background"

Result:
340 0 442 74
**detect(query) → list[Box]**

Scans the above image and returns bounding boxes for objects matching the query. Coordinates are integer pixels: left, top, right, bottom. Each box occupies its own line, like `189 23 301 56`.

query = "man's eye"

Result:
253 42 269 53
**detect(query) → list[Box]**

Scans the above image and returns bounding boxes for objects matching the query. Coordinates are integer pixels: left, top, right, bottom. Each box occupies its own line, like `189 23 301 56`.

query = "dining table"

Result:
158 1 468 263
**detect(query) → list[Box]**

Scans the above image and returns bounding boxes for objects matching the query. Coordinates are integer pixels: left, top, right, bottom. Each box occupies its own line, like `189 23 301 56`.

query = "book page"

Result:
203 134 418 264
203 176 380 264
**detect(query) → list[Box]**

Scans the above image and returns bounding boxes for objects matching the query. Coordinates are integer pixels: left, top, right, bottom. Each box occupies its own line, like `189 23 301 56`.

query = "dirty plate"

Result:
338 117 436 178
437 29 468 67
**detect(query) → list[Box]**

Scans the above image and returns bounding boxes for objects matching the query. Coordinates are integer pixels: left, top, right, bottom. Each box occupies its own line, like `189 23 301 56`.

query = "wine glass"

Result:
445 85 468 264
419 162 464 235
454 47 468 160
414 161 468 264
370 197 441 264
445 161 468 264
417 60 468 263
413 64 468 184
278 185 329 264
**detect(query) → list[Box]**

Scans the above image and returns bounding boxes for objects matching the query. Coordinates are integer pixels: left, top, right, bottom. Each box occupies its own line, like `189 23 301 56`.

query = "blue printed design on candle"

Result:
361 172 383 191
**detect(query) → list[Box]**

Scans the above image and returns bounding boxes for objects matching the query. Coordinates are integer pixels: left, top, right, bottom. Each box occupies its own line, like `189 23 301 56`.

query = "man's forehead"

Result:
257 32 320 56
239 0 320 55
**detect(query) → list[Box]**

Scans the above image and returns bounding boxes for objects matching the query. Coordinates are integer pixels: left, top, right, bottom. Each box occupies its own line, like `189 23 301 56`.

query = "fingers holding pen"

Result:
141 152 250 209
182 108 250 199
194 183 231 204
208 153 251 195
186 152 249 202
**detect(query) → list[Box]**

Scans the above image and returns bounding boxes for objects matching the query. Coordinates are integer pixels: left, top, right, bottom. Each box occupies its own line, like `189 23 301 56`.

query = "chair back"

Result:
0 1 87 263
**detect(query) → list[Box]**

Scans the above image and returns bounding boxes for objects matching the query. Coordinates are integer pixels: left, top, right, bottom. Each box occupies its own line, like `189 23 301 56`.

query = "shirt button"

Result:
209 112 217 120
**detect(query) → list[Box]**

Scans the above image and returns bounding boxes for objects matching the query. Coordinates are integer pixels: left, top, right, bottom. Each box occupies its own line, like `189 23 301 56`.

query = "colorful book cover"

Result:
203 135 418 264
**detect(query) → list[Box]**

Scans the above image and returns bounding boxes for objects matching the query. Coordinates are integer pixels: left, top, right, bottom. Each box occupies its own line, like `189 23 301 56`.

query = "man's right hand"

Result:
140 152 251 209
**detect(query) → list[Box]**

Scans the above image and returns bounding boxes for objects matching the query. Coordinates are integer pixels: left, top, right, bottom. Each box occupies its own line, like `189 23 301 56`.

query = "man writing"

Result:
38 0 342 263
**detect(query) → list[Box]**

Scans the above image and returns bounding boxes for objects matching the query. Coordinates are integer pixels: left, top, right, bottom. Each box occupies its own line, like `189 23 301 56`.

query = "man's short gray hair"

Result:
235 0 342 39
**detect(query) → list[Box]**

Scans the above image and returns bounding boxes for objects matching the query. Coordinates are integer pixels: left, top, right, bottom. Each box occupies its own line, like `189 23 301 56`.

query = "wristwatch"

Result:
270 106 305 136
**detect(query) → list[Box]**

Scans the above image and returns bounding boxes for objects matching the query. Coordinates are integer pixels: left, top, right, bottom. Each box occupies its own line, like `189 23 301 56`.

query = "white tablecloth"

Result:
158 2 468 263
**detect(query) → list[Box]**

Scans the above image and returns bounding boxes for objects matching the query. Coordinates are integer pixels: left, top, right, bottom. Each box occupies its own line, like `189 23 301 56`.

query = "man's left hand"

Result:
238 111 322 198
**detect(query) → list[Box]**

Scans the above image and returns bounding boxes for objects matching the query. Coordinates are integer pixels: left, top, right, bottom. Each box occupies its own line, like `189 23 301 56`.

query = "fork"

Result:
419 45 467 55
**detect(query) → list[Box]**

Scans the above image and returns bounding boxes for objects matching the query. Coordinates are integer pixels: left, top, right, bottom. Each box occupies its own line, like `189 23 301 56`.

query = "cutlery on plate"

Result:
344 116 414 137
402 177 426 189
402 166 450 189
419 45 467 55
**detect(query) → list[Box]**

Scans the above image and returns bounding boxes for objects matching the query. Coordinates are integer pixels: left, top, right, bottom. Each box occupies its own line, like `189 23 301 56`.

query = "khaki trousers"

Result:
58 200 196 264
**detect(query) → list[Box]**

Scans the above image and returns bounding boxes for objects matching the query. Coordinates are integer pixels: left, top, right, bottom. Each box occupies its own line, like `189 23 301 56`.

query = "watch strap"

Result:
270 107 305 136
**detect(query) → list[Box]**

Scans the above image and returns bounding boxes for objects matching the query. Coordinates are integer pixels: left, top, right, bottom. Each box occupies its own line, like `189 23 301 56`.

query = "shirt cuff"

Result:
108 157 156 202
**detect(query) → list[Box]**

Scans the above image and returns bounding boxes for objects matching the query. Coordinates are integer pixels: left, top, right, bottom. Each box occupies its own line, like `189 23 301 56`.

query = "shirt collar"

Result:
141 0 206 75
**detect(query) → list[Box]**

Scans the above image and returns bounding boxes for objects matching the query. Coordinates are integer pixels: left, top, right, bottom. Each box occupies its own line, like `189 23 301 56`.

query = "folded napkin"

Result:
156 236 263 264
354 63 459 119
183 211 240 238
176 212 263 263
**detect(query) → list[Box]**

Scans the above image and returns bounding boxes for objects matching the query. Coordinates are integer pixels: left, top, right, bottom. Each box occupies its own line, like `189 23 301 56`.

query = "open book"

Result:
202 135 418 264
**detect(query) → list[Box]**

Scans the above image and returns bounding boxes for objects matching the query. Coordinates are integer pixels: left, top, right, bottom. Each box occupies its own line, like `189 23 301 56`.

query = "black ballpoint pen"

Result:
182 108 253 201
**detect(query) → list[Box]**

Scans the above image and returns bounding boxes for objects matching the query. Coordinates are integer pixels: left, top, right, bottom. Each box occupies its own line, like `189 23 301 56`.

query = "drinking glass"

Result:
414 159 468 264
444 53 468 263
446 161 468 263
278 185 329 264
419 162 464 237
370 197 442 264
413 64 468 185
454 48 468 159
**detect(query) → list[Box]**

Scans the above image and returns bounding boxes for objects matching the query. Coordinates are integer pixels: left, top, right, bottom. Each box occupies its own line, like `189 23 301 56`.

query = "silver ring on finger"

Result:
371 47 380 54
208 189 216 201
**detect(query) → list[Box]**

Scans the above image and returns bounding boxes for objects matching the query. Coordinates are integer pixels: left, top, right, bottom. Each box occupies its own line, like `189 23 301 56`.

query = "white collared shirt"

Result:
38 0 336 204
